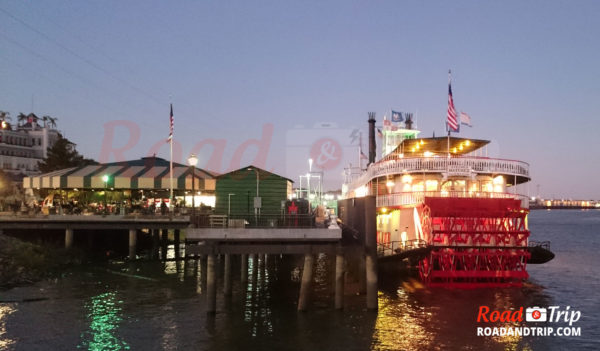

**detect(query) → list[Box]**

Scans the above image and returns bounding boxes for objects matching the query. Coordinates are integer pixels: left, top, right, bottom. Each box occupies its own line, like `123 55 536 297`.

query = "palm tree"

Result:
17 113 28 126
43 115 58 129
0 111 11 122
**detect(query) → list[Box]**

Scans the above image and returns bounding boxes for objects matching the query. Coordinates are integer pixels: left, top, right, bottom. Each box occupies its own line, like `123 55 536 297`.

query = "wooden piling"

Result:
365 196 378 310
161 229 169 260
298 253 314 311
241 254 248 284
151 229 159 259
224 254 232 296
206 254 217 313
128 228 137 260
335 251 345 309
174 229 181 258
65 228 74 249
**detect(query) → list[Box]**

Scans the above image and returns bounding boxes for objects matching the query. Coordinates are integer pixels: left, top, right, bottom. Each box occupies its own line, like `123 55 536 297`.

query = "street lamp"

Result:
102 174 109 213
188 154 198 222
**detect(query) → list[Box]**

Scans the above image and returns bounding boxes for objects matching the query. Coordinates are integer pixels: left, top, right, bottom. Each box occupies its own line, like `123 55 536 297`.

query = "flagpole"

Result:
358 132 362 170
447 70 451 159
169 104 173 213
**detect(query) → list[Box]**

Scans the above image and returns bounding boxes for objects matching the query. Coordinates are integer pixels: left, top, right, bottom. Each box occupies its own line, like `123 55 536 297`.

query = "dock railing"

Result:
192 213 316 229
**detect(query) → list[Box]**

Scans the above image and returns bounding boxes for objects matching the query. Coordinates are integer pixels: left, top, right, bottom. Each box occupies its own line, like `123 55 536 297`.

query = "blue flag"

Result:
391 110 404 122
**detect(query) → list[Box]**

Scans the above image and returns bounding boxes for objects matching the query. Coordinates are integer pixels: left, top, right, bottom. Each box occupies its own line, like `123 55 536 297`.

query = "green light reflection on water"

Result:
78 291 130 351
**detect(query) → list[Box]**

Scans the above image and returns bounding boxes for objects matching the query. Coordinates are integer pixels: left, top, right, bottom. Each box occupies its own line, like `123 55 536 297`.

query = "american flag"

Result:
168 104 174 141
447 83 459 132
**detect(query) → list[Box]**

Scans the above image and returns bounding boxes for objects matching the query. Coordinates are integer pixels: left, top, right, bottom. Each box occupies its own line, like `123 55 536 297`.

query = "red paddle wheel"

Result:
418 197 530 288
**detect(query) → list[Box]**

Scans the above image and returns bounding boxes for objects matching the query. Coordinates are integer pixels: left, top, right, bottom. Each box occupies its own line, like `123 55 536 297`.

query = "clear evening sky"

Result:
1 1 599 198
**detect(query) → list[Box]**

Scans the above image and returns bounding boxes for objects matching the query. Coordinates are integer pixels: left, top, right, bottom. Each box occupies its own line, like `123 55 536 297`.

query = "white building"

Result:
0 113 60 176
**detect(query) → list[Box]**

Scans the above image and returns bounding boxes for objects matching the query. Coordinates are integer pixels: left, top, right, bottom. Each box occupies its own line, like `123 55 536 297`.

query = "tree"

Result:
0 111 11 122
43 115 58 129
17 112 28 126
38 134 97 173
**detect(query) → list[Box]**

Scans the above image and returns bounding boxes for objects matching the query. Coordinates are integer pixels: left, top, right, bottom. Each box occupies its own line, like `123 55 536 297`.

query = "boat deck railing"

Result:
376 191 529 208
377 239 427 257
528 240 551 250
346 156 530 192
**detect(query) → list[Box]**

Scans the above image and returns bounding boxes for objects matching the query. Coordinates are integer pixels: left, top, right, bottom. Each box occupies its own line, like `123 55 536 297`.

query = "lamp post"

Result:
102 174 109 213
188 154 198 223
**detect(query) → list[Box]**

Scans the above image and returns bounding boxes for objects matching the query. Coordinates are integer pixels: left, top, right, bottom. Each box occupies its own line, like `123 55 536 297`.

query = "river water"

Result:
0 210 598 350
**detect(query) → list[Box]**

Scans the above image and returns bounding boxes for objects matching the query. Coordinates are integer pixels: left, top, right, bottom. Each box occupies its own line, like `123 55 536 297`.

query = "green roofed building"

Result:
215 166 293 216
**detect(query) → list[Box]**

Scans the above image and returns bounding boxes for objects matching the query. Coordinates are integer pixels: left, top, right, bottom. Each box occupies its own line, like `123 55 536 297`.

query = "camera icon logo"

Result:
526 307 547 322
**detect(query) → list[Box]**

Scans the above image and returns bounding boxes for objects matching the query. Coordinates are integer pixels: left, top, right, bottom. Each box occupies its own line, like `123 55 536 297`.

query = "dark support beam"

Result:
223 254 232 296
335 249 345 309
206 254 217 313
128 228 137 260
174 229 181 258
151 229 159 259
161 229 169 260
298 253 314 311
65 228 74 249
241 254 248 285
365 196 378 310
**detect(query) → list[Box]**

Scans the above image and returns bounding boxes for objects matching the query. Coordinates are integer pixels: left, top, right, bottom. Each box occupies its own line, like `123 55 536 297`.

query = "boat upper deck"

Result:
345 155 530 192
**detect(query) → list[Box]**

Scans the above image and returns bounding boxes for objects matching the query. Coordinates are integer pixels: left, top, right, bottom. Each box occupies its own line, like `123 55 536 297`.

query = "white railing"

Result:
347 156 529 191
376 191 529 209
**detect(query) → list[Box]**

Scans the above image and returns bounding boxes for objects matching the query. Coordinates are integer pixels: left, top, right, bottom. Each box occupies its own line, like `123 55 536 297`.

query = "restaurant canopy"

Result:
23 156 215 191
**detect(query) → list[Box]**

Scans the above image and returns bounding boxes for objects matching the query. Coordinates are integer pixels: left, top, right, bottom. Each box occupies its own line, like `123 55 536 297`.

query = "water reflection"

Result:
78 291 129 350
0 304 16 349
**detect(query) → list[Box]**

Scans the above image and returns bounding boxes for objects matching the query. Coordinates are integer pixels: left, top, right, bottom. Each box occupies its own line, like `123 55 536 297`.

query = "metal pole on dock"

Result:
365 196 378 310
298 253 314 311
206 254 217 313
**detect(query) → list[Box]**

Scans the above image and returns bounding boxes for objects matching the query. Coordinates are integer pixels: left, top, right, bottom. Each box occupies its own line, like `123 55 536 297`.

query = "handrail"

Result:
528 241 551 250
192 213 317 228
346 156 530 192
377 239 427 257
376 191 530 208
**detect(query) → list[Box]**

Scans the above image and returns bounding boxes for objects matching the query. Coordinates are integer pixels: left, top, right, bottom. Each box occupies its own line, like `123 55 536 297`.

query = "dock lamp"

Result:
102 175 109 213
188 154 198 222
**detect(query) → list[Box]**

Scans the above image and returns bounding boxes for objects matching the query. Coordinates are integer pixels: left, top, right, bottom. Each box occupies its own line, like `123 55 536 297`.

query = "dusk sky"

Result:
1 1 599 198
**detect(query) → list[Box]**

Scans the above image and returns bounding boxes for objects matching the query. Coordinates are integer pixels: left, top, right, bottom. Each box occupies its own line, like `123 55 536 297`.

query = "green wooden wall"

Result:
215 167 291 215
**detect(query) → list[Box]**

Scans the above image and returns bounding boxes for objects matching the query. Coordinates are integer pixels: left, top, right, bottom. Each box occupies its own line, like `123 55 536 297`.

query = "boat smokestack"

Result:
368 112 376 165
405 113 413 130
